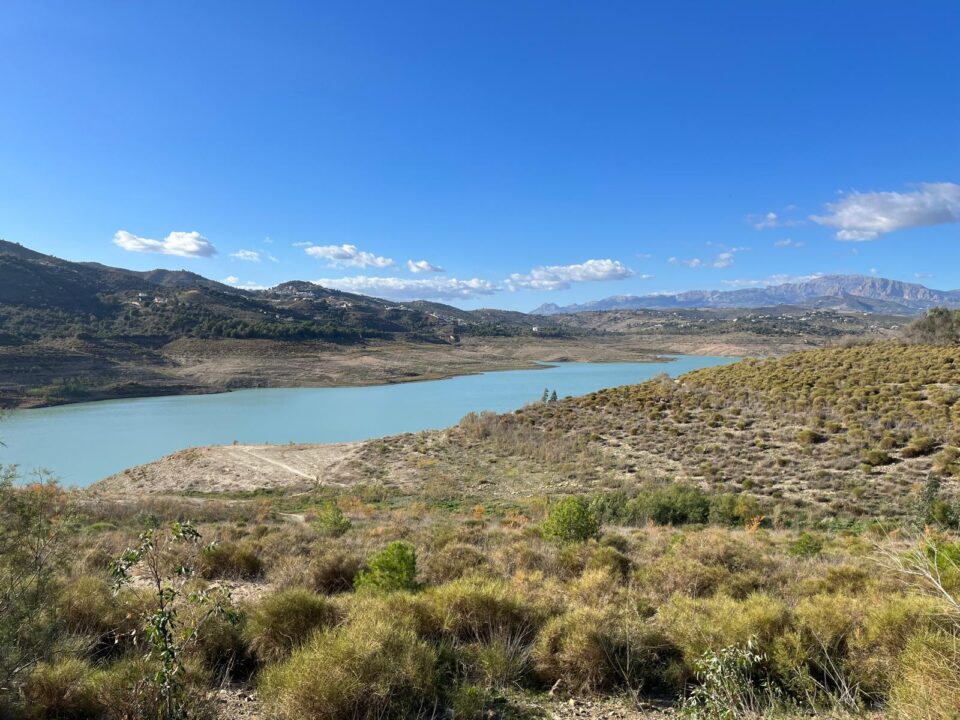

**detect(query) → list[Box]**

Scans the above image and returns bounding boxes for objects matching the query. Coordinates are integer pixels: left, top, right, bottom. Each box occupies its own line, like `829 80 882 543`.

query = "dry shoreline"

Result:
5 334 756 410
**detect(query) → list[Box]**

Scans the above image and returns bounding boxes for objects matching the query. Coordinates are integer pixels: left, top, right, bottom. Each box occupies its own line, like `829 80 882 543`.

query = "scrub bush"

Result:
260 611 437 720
308 548 363 594
533 607 675 694
246 589 338 662
21 659 101 720
888 631 960 720
423 542 489 584
656 593 790 674
198 542 263 579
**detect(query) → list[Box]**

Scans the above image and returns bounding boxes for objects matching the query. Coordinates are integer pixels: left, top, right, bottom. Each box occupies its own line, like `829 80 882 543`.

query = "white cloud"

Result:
811 182 960 240
669 248 740 268
506 259 634 291
230 249 261 262
407 259 444 274
114 230 216 258
669 257 704 268
304 243 395 268
752 212 781 230
749 211 802 230
314 275 497 301
292 241 313 247
914 272 935 280
712 252 735 268
774 238 804 248
721 273 824 289
222 276 268 290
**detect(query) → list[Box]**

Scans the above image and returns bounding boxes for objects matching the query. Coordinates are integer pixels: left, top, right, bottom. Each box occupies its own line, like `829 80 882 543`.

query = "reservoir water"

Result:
0 355 737 486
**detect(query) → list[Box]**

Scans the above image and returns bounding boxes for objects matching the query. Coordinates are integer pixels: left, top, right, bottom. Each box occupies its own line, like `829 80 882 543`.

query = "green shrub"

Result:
92 656 212 720
246 589 338 662
260 612 437 720
631 485 711 526
186 605 251 682
450 683 496 719
312 502 352 537
708 493 763 527
460 636 532 689
584 544 630 579
847 593 945 697
680 639 784 719
541 497 600 543
0 476 68 694
355 542 418 593
788 532 824 558
198 542 263 579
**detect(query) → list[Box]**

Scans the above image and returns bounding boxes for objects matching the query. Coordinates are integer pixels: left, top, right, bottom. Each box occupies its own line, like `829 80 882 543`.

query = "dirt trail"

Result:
224 446 316 481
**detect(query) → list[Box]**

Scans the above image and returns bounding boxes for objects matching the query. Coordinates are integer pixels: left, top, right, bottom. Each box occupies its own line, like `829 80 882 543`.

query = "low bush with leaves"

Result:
541 497 600 543
355 541 418 592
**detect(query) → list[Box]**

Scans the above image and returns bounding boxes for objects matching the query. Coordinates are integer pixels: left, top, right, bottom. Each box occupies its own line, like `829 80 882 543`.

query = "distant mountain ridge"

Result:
532 275 960 315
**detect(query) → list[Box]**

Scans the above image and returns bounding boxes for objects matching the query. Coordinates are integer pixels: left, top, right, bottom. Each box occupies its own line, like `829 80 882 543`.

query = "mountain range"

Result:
0 239 556 343
532 275 960 316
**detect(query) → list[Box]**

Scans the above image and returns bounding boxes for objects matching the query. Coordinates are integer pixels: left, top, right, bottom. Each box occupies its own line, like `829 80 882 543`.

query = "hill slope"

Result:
0 240 578 407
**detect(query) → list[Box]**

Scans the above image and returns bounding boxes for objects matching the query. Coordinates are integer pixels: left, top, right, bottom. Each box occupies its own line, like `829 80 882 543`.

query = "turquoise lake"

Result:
0 355 737 486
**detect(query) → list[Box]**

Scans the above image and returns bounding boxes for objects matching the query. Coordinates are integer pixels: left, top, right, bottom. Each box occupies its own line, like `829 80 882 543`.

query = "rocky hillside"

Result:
534 274 960 315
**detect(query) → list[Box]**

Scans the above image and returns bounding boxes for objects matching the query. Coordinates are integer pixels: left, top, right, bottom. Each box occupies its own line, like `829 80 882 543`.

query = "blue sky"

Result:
1 1 957 310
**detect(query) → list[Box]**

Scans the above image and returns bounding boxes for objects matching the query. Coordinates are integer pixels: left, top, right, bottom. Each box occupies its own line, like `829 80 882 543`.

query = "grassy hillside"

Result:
324 342 960 523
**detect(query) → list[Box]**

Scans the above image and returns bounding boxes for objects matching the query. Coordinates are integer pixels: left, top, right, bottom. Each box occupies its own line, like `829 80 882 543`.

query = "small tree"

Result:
355 541 417 592
111 522 237 720
541 496 600 544
313 501 352 537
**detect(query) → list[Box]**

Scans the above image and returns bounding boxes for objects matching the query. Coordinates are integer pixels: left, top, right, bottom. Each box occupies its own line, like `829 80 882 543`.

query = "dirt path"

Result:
92 442 363 495
224 446 316 481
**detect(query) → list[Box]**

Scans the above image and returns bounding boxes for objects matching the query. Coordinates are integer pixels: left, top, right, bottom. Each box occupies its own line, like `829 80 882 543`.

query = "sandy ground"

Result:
161 336 676 390
92 442 364 496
